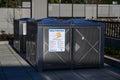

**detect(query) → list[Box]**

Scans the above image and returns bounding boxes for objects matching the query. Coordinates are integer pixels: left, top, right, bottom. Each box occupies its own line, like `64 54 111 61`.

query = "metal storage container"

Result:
14 18 34 54
26 18 105 71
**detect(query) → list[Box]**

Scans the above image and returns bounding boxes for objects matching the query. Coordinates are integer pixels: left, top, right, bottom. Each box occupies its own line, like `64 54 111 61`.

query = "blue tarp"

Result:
19 18 34 21
38 18 62 25
36 18 104 26
63 19 105 26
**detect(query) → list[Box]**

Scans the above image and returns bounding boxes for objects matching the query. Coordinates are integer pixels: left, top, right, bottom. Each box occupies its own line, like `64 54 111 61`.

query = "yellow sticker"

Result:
56 32 61 38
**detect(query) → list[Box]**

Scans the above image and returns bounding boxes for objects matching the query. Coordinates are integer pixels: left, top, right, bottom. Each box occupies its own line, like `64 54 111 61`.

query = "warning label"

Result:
48 29 65 52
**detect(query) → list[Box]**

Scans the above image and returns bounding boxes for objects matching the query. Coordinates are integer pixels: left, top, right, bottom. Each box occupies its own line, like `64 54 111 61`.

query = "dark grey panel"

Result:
14 20 20 53
73 27 101 67
14 20 27 54
43 27 71 69
26 22 38 66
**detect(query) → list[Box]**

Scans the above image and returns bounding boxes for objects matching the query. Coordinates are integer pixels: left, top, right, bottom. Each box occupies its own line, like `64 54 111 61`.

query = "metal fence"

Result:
104 21 120 50
105 21 120 39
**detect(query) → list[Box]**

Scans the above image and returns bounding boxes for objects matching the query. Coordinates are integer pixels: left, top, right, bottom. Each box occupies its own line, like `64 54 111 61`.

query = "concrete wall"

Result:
85 4 97 19
32 1 120 19
73 4 85 17
60 4 72 17
49 4 59 17
48 4 120 19
98 5 120 18
32 0 47 19
0 8 30 34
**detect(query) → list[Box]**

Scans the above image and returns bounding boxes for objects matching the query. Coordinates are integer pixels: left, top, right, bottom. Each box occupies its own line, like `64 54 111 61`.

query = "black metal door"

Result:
26 24 37 66
43 27 71 69
14 20 20 53
73 27 101 68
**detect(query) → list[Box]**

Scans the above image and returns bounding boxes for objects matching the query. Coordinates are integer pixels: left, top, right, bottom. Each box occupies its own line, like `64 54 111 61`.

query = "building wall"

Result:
32 0 47 19
0 8 30 34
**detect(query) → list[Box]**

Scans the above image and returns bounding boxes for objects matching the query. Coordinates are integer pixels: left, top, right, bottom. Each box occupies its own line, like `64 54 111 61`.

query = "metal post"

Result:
30 0 32 18
85 0 87 19
72 0 73 18
108 4 110 20
119 23 120 38
47 0 48 18
21 0 22 7
6 0 9 7
96 0 98 19
59 0 61 17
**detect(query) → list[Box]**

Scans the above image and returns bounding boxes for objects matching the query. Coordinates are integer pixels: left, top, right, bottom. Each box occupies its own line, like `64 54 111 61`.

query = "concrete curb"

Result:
7 44 42 80
104 55 120 68
0 41 8 44
7 44 30 66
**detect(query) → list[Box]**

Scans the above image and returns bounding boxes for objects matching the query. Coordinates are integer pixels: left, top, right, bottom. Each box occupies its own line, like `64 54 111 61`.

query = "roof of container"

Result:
19 18 34 21
37 18 105 26
64 19 105 26
38 18 62 25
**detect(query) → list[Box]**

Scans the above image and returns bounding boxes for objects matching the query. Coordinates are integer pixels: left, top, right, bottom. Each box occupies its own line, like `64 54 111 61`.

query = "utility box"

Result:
14 18 34 54
26 18 105 71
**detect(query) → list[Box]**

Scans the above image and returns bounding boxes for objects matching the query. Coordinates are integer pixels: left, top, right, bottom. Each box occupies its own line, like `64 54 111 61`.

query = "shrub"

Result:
105 47 120 55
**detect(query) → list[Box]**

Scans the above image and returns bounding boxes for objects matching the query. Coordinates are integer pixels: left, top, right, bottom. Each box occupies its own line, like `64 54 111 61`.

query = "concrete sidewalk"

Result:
0 43 43 80
0 42 120 80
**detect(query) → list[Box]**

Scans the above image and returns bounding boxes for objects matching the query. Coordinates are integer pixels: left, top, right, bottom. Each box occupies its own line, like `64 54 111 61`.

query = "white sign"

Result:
49 29 65 52
23 23 27 35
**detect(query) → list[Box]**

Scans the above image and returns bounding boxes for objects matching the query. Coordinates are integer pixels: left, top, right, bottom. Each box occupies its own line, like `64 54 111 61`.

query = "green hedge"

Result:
105 47 120 55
